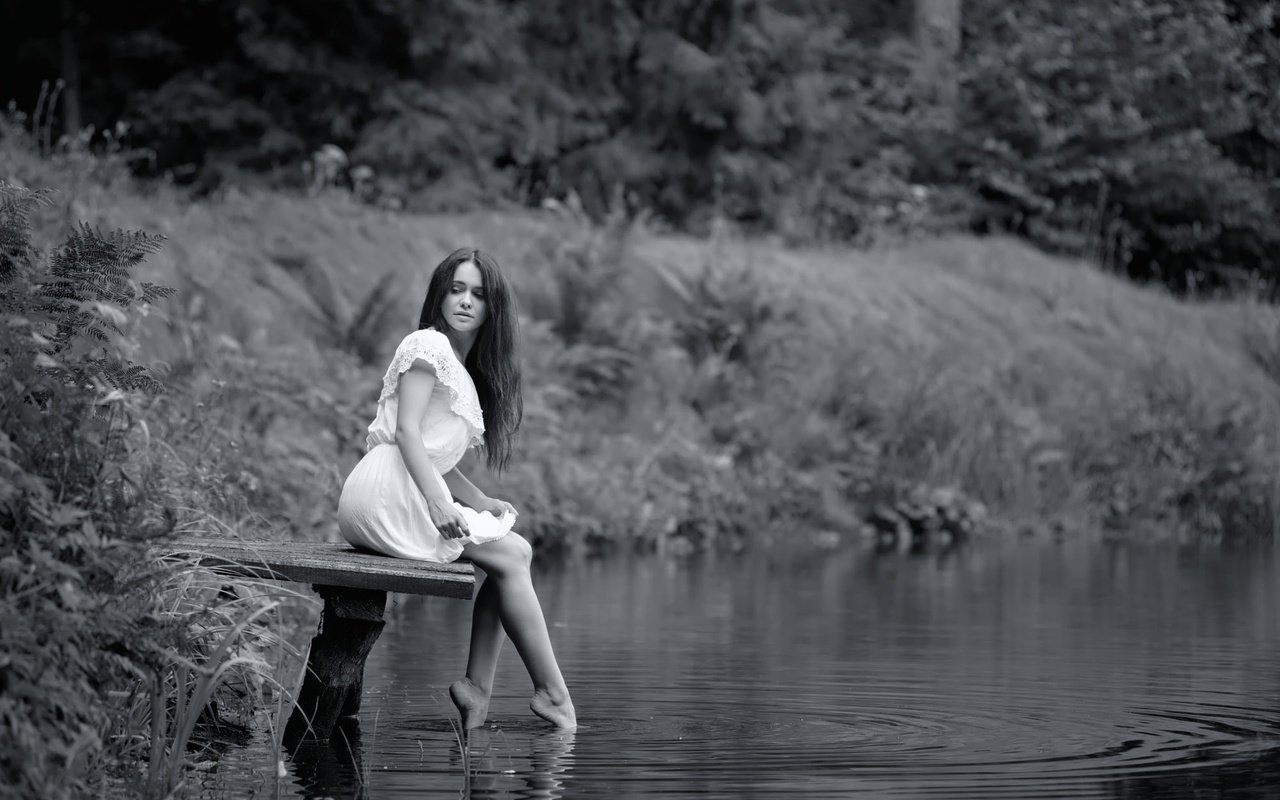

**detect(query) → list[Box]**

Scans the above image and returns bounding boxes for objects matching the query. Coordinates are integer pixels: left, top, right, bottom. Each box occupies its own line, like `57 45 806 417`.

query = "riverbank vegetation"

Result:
4 0 1280 792
0 178 317 797
6 111 1279 556
6 130 1280 791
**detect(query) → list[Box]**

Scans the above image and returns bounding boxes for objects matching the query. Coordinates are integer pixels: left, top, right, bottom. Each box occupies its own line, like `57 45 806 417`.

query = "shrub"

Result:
0 183 307 797
0 183 174 795
1076 366 1279 539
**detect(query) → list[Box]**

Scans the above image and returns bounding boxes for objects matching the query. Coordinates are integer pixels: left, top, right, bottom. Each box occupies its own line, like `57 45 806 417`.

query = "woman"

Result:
337 247 576 730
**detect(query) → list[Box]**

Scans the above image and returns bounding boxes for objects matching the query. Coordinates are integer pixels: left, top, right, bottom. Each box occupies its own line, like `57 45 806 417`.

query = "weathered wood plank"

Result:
167 538 475 599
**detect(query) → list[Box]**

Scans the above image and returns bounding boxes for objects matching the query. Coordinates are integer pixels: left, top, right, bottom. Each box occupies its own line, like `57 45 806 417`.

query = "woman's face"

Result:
443 260 488 333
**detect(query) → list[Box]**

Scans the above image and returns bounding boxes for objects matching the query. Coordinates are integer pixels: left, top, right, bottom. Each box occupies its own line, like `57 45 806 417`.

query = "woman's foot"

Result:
530 688 577 729
450 678 490 730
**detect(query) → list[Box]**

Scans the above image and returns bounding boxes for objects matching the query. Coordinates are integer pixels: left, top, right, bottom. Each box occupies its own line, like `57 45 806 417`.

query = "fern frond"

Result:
48 225 166 307
0 185 54 286
343 270 401 364
57 359 168 395
6 186 174 397
0 183 55 214
140 283 178 304
43 226 170 313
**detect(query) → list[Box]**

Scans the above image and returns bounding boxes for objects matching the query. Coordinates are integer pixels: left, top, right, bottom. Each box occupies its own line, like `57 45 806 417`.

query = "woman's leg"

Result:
449 577 503 729
451 532 575 729
466 577 505 690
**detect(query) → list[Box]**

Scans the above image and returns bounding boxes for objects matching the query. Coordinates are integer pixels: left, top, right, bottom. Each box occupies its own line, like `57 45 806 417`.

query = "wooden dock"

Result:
167 537 476 746
168 538 476 598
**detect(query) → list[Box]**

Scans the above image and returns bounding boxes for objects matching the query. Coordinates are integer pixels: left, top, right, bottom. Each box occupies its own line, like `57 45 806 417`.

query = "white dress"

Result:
337 328 516 562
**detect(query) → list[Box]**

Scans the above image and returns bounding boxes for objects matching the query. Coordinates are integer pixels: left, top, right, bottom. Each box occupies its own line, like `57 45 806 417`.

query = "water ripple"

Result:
203 543 1280 799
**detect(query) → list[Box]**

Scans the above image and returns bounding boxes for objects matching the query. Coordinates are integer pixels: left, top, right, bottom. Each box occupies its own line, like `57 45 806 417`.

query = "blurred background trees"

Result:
3 0 1277 295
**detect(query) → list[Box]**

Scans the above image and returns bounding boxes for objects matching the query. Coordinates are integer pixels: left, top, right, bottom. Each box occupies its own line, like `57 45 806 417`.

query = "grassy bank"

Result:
99 202 1280 547
7 131 1280 553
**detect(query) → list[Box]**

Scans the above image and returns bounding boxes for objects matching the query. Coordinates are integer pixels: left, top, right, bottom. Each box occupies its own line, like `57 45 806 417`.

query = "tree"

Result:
913 0 962 125
59 0 82 136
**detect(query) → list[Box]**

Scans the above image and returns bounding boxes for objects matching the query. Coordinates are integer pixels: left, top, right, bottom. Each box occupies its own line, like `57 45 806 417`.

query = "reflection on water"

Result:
289 718 368 800
205 538 1280 799
455 728 576 800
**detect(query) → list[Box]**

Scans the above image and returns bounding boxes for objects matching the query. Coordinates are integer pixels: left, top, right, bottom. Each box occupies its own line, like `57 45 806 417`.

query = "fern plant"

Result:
0 182 183 798
2 185 175 394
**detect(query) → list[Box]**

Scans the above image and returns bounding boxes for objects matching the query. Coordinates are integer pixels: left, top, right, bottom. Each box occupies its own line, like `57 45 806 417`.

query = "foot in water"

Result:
450 678 490 730
530 688 577 729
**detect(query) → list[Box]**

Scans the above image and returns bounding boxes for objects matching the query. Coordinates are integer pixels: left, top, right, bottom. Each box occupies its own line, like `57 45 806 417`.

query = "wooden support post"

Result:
163 538 476 748
283 586 387 748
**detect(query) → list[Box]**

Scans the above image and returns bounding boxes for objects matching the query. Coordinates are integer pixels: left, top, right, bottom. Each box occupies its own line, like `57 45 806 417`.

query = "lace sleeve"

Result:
379 329 485 433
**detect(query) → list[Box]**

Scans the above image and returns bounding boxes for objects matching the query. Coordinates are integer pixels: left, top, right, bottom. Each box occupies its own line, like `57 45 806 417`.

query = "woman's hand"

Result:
475 496 518 518
427 497 471 540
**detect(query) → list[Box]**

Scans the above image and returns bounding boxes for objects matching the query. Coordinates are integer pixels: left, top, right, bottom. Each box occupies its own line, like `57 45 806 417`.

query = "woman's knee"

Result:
469 531 532 577
508 531 533 569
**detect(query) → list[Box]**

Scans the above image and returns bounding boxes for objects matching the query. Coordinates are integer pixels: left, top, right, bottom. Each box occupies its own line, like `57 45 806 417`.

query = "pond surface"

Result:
206 537 1280 799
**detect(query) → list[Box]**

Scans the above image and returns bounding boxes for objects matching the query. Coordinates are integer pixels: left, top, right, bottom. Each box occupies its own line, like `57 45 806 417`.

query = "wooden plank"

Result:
166 538 475 599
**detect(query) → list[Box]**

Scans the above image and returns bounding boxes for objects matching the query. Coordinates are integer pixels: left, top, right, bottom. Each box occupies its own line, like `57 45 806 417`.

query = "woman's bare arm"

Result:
443 461 488 508
396 361 470 538
445 451 518 517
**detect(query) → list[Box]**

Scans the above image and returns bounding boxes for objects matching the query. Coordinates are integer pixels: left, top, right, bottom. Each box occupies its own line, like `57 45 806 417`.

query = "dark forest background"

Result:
4 0 1279 295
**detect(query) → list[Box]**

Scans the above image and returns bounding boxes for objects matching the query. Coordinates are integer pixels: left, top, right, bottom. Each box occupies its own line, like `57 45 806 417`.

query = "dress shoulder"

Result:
378 329 484 434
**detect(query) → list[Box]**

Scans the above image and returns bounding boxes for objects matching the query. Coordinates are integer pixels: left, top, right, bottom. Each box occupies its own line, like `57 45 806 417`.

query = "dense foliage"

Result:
6 0 1276 294
953 0 1280 295
0 183 308 798
0 183 173 796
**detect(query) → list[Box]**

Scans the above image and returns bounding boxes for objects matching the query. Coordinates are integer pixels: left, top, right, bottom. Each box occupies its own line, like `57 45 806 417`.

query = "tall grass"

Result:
0 173 323 797
103 556 313 798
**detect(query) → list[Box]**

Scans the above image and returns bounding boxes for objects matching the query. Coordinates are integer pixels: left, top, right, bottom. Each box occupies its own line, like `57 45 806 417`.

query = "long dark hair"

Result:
417 247 523 472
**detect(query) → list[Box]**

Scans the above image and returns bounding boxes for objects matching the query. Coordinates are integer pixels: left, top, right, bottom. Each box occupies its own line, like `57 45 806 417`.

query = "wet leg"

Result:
450 577 504 729
462 534 576 729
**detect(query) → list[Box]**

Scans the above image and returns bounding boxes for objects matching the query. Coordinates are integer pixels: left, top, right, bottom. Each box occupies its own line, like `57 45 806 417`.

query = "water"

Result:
206 538 1280 799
